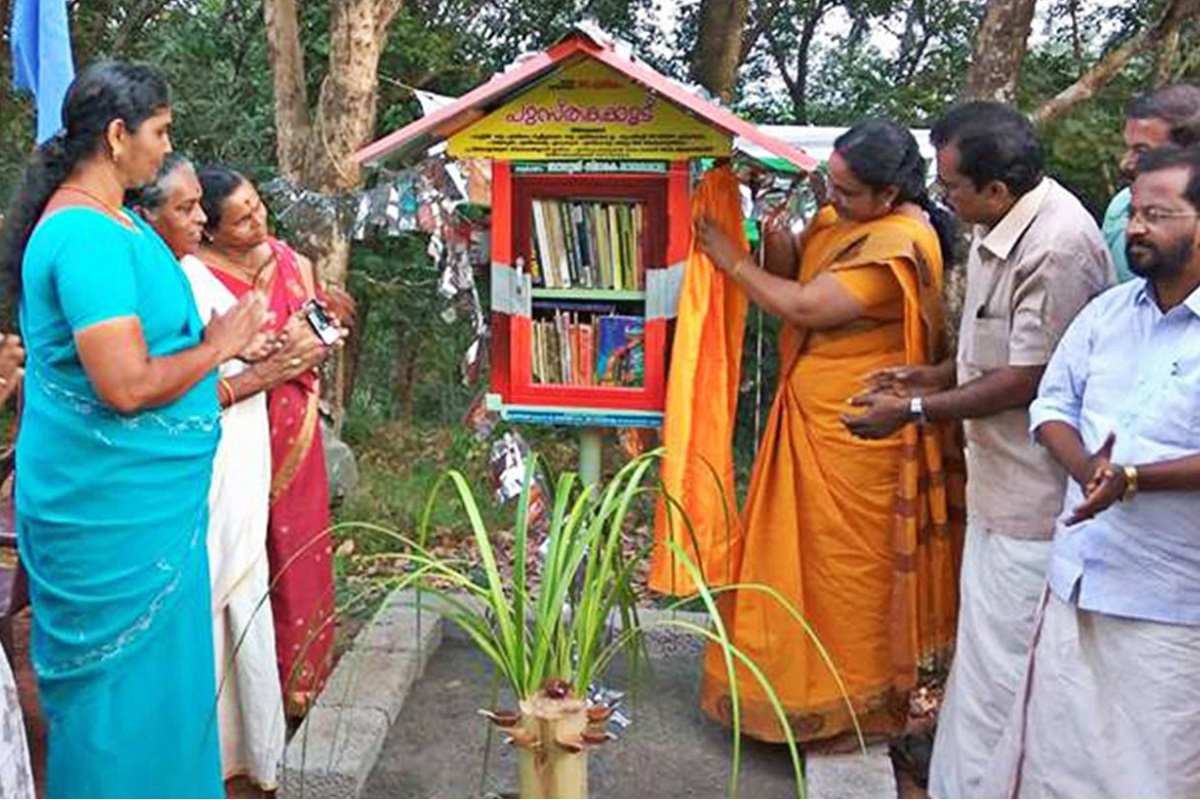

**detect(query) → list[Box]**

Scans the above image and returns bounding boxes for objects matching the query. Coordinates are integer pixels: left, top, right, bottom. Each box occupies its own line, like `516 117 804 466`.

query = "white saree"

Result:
0 648 32 799
182 254 286 790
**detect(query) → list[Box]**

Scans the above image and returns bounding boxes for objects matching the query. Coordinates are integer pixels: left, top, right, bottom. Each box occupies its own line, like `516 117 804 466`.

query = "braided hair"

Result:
833 118 958 263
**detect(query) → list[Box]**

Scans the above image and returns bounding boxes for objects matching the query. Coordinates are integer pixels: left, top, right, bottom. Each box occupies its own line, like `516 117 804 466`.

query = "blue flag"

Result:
10 0 75 144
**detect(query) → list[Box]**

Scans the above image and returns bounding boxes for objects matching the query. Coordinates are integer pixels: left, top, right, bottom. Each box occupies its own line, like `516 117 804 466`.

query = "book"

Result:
535 201 552 289
579 322 594 386
607 204 623 290
596 315 644 388
547 201 570 288
632 204 644 289
616 204 632 290
570 316 582 385
593 204 612 289
556 310 571 384
572 203 593 288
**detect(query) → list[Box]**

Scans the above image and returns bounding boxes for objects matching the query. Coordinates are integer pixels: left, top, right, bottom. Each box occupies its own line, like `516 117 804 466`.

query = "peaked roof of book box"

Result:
354 23 817 172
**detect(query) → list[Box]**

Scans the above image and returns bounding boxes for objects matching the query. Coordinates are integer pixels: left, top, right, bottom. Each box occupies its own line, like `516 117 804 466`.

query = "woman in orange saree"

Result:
196 166 354 717
695 120 964 745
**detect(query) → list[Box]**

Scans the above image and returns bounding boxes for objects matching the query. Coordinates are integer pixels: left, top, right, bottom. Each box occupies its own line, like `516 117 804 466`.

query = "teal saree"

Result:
16 208 224 797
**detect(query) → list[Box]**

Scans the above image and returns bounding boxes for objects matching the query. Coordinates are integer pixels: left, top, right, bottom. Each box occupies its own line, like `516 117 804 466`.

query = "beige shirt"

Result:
957 178 1115 539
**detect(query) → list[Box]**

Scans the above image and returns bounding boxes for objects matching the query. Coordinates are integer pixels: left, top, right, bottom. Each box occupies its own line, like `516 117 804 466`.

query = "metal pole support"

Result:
579 427 603 493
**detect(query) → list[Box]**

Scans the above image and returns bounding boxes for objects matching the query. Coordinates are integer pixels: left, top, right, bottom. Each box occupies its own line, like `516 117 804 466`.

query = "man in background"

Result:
1103 84 1200 282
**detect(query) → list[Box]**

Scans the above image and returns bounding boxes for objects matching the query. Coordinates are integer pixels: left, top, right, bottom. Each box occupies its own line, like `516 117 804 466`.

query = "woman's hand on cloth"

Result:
205 291 269 361
807 169 829 208
0 334 25 405
696 217 746 273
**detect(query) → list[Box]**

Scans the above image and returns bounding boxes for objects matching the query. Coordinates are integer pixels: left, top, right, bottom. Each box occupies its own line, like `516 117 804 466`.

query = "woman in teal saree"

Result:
3 62 267 797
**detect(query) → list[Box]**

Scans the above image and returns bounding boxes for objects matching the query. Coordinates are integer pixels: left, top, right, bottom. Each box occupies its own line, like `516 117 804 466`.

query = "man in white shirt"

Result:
986 144 1200 797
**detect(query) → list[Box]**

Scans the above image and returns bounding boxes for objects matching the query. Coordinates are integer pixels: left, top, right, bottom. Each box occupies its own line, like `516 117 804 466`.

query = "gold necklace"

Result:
208 244 275 286
58 184 132 226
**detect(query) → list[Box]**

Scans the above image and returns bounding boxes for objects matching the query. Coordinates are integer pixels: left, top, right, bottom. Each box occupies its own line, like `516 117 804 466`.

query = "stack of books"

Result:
531 311 644 388
529 198 644 290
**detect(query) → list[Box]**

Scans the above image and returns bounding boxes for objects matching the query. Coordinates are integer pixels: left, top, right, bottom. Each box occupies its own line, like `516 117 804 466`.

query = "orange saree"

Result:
698 208 964 743
649 165 748 596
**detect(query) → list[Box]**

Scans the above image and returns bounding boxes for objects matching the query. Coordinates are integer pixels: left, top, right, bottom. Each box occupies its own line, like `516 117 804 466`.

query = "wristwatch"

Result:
909 397 927 424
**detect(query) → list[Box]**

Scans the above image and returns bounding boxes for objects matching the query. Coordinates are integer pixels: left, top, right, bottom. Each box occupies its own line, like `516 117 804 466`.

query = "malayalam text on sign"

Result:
448 59 731 161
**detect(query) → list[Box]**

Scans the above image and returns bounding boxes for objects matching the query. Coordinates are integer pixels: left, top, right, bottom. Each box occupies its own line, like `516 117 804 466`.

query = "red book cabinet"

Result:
353 29 815 430
487 160 691 427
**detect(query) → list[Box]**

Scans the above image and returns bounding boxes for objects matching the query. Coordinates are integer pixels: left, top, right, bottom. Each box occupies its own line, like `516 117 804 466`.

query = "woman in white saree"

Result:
133 154 330 790
185 256 285 790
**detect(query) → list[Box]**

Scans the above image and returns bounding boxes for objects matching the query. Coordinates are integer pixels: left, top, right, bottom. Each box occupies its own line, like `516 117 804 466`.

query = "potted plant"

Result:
348 450 858 798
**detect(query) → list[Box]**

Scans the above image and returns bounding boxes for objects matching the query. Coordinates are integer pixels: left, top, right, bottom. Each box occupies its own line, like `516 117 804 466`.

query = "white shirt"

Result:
1030 279 1200 624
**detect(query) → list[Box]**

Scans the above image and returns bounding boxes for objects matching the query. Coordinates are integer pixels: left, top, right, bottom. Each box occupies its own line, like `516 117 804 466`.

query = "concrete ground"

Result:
362 636 806 799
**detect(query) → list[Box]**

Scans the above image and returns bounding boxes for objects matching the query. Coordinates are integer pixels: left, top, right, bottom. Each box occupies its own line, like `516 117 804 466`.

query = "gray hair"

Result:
127 152 194 211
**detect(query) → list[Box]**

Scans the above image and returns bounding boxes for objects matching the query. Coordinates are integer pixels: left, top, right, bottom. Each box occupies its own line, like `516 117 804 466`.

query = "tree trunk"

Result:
1031 0 1200 126
692 0 752 102
961 0 1037 103
262 0 404 431
342 283 369 414
766 1 830 124
1154 23 1182 88
263 0 311 182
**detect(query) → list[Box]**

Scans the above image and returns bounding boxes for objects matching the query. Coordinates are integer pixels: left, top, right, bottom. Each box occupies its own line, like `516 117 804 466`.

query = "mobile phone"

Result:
304 300 342 346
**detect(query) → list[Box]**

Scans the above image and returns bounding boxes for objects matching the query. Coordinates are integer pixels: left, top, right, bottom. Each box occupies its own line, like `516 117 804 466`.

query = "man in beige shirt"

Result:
845 102 1114 797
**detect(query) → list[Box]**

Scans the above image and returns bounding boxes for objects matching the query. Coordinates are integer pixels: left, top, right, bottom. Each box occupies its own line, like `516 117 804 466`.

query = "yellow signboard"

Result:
448 58 731 161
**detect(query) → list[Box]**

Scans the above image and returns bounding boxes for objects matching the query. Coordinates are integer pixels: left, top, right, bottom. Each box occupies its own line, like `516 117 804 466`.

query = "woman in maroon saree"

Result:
196 166 353 716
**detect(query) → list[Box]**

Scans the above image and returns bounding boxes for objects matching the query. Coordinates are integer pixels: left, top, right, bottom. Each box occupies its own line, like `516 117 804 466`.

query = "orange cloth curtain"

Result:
649 164 749 596
698 210 964 743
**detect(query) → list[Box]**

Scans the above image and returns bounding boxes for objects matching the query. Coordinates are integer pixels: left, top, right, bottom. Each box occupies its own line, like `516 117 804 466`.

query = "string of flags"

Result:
260 153 494 388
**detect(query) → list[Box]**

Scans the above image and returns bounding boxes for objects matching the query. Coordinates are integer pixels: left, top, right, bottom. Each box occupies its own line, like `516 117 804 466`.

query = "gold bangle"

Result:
218 377 236 406
731 255 753 279
1122 464 1139 501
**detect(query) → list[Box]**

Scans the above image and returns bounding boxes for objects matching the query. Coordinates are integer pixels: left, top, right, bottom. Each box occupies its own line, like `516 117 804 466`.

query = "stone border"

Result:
279 588 444 798
279 589 896 798
806 743 898 799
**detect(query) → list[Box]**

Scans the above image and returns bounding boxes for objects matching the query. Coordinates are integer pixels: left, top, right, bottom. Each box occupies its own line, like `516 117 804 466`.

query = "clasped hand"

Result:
1065 431 1127 526
250 309 347 385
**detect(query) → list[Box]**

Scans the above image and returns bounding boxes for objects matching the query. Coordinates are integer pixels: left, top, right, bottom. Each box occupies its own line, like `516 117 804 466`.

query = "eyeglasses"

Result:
1128 206 1200 226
